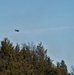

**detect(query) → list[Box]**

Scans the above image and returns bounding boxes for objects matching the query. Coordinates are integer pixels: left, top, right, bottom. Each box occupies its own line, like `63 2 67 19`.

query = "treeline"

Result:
0 38 70 75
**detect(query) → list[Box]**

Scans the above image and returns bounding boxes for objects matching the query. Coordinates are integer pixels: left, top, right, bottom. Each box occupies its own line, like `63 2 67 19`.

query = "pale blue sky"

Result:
0 0 74 71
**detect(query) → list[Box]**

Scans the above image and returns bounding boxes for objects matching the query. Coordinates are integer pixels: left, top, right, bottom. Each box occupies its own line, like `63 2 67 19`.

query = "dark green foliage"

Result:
0 38 69 75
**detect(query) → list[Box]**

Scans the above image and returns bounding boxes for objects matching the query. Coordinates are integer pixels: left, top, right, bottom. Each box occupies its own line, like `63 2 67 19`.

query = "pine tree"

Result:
0 38 69 75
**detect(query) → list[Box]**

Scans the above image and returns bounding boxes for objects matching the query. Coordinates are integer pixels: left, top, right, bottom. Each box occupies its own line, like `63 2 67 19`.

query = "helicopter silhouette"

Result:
15 29 19 32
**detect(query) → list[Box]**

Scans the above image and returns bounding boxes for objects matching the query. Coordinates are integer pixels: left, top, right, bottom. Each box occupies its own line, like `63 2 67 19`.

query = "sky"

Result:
0 0 74 72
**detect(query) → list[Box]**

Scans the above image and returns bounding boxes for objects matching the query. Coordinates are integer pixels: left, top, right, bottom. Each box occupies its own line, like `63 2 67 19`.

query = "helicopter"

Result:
15 29 19 32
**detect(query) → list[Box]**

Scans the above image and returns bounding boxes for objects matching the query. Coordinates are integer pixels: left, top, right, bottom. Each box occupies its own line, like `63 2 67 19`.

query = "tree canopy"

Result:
0 38 70 75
